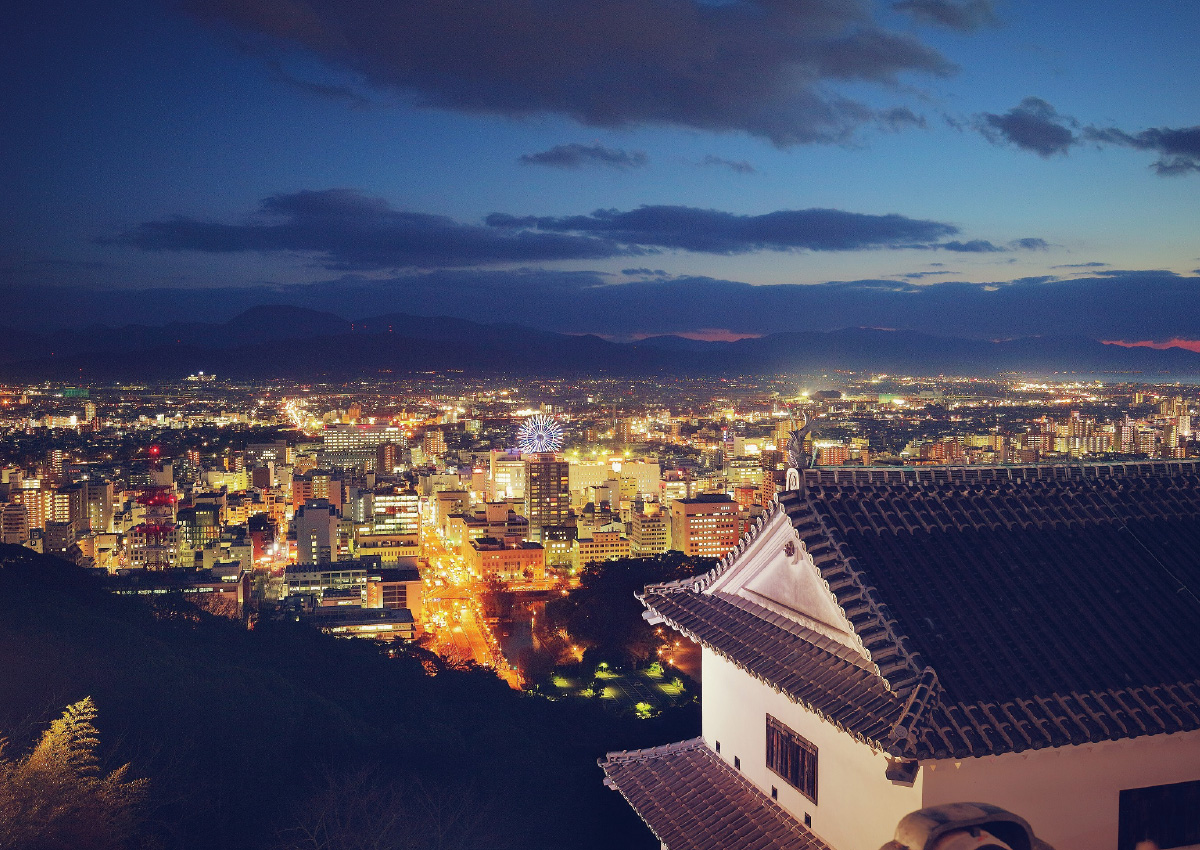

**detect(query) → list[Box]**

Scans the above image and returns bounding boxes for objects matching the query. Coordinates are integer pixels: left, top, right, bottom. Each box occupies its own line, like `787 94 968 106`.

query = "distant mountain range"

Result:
2 305 1199 381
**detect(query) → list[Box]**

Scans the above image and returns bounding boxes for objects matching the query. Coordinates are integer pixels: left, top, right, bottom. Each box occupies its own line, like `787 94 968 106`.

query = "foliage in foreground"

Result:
0 697 148 850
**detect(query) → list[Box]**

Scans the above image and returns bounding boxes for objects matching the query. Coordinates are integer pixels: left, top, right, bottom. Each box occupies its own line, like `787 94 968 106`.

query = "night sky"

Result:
3 0 1199 344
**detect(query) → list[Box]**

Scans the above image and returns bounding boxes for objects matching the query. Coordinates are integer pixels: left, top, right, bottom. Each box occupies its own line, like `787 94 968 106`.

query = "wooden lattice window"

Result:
766 715 817 803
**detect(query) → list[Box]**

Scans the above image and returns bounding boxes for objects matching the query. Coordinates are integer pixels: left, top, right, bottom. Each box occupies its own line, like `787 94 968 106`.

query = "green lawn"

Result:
551 664 693 716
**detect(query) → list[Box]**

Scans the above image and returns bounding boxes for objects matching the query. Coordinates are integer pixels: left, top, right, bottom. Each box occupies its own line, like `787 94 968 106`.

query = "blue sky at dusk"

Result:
3 0 1198 343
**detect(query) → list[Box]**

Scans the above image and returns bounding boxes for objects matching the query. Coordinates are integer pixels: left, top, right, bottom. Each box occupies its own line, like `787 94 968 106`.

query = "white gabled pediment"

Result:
707 504 866 657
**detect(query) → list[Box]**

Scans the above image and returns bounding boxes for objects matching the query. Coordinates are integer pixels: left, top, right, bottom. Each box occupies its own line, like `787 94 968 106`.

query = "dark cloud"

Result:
106 192 1029 267
519 143 647 169
976 98 1200 176
485 205 960 252
1084 125 1200 175
186 0 953 146
1052 261 1109 269
621 268 671 277
700 156 757 174
893 0 998 31
976 97 1077 157
940 239 1003 252
879 106 927 131
1092 268 1178 277
898 270 956 279
259 55 373 109
100 189 633 269
1010 237 1049 250
0 252 105 272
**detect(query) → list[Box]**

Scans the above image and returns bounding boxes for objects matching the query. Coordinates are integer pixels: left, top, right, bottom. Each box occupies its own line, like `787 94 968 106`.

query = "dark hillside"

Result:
0 546 696 850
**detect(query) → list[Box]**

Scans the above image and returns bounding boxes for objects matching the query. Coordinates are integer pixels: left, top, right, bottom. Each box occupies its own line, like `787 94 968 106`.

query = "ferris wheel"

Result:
516 414 564 454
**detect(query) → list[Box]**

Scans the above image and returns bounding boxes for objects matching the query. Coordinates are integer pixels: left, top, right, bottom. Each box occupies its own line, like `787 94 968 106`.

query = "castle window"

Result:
766 715 817 803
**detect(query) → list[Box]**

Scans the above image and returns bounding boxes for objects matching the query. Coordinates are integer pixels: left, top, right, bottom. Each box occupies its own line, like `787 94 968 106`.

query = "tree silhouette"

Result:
0 697 148 850
277 768 512 850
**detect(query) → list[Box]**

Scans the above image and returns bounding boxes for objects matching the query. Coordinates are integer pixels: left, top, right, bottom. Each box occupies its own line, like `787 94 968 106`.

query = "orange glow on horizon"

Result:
635 328 763 343
1104 338 1200 354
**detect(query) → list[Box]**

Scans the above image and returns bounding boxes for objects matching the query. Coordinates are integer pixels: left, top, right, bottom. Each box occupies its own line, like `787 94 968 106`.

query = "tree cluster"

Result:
542 552 713 670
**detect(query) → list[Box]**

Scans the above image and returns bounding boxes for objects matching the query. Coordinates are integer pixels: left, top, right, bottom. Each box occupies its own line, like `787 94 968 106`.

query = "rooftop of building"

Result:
367 568 421 583
673 493 735 504
284 556 383 575
304 605 414 624
640 460 1200 760
471 537 543 551
600 738 833 850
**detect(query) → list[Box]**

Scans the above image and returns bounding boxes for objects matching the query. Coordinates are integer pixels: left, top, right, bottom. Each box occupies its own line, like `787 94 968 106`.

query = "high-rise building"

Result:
725 457 763 489
44 519 78 557
178 504 221 551
617 459 661 499
369 488 420 537
524 453 570 542
45 449 64 481
12 483 46 531
292 470 341 513
631 508 668 557
670 494 739 559
659 471 692 506
364 568 424 622
572 528 630 571
489 449 526 500
48 483 86 527
294 499 342 566
376 442 401 474
422 428 446 457
85 480 114 533
322 424 405 471
129 486 180 570
1 502 29 544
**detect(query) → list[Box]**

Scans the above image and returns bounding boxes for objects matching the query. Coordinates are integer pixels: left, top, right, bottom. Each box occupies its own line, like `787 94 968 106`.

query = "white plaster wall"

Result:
702 648 923 850
921 728 1200 850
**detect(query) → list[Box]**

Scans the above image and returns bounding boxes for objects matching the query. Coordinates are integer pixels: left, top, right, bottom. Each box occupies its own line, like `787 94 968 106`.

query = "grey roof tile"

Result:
600 739 834 850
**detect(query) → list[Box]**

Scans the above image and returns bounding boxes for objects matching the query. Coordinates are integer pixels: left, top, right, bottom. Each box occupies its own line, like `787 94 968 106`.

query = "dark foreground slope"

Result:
0 545 696 850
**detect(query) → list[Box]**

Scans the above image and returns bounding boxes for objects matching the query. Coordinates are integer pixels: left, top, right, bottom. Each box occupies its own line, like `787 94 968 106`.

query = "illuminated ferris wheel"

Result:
516 414 564 454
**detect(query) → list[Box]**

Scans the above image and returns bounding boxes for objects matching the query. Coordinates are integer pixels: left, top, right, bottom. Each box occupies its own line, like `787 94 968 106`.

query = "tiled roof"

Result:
641 590 909 747
642 463 1200 760
600 738 834 850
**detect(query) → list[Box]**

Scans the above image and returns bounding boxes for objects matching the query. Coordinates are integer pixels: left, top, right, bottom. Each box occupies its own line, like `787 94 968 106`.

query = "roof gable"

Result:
705 505 864 657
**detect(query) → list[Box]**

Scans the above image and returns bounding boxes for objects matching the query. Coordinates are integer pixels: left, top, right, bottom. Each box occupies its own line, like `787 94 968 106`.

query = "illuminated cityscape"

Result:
2 372 1197 662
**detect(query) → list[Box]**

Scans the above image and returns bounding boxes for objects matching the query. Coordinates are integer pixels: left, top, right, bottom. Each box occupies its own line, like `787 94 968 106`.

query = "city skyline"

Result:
3 0 1199 347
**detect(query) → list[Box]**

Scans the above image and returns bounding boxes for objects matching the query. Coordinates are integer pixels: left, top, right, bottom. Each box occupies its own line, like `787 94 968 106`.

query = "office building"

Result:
631 508 668 557
669 494 739 559
294 499 342 565
524 453 569 541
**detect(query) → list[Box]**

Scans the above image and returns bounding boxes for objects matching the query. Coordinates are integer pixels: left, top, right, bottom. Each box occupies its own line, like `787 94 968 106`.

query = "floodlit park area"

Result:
550 662 693 718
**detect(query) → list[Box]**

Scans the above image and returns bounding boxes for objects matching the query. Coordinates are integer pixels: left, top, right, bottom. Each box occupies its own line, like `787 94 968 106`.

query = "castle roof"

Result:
640 462 1200 760
600 738 833 850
